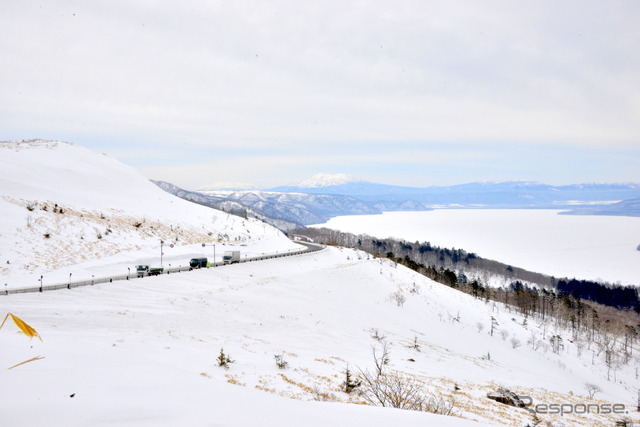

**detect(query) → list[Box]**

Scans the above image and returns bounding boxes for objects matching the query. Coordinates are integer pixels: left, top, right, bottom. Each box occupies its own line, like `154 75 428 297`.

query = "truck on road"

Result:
136 265 164 277
223 251 241 264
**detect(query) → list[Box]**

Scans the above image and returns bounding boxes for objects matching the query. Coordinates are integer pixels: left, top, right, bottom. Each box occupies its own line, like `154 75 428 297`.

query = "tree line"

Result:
297 227 639 312
295 227 640 373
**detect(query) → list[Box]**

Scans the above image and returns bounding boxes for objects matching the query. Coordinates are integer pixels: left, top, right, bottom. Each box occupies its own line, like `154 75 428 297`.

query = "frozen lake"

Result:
315 209 640 286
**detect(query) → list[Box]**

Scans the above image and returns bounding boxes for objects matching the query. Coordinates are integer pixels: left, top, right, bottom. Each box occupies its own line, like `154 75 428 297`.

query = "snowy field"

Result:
316 209 640 286
2 247 638 426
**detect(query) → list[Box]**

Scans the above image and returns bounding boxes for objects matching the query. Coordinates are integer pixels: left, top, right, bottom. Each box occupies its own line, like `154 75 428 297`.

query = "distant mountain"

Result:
198 189 383 226
157 175 640 227
152 181 302 231
296 173 360 188
156 179 434 228
269 178 640 213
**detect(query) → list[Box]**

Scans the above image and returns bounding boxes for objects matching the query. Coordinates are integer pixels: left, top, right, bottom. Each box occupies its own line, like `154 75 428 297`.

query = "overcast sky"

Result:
1 1 639 189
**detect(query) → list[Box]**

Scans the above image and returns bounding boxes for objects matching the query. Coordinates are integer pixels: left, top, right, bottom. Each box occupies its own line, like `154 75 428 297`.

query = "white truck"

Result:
223 251 241 264
136 265 163 277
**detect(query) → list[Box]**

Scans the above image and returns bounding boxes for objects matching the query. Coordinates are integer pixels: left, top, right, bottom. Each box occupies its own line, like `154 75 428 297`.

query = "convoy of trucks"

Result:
136 251 241 276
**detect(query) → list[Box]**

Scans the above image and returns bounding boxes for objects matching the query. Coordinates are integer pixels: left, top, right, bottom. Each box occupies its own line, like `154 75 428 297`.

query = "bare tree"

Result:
527 331 538 350
393 292 407 307
510 337 522 349
372 341 391 376
585 382 602 399
358 369 426 410
357 369 455 414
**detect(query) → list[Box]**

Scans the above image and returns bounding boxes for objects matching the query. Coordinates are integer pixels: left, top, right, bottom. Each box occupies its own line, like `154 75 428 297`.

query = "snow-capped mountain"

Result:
296 173 360 188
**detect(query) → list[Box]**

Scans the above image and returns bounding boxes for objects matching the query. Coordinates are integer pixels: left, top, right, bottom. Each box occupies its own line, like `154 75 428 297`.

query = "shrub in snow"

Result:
369 328 386 342
274 352 288 369
409 336 421 352
216 348 234 370
357 368 455 415
392 291 406 307
342 365 361 393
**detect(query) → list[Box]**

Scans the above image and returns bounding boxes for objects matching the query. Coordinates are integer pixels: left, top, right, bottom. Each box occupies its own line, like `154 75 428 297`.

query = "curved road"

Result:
2 240 324 296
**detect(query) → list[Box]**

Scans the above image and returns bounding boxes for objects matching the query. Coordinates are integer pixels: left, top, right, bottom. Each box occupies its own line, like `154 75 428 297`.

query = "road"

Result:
2 240 324 296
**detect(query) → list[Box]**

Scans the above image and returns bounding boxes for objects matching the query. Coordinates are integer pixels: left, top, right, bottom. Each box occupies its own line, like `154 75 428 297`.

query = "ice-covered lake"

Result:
315 209 640 286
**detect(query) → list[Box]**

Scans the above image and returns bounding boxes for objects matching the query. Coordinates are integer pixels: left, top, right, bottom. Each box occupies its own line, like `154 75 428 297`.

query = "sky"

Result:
1 0 639 190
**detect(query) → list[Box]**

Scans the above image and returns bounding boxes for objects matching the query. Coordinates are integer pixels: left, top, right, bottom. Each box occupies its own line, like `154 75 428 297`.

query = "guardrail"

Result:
1 241 324 296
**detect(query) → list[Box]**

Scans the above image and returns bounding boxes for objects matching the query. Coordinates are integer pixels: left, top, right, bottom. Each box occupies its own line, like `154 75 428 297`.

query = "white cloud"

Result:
1 0 639 186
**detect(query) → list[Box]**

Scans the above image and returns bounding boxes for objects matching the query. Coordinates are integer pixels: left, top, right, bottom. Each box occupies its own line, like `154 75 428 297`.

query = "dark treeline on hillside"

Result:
556 279 640 311
296 227 640 372
295 228 640 368
296 227 640 313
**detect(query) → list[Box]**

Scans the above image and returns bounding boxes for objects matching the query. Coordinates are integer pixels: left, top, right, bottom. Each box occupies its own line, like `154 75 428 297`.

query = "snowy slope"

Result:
0 140 298 289
1 140 638 426
1 247 638 426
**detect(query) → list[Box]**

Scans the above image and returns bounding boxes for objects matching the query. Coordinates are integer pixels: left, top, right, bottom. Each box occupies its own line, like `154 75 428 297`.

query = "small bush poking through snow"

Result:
216 348 234 370
342 364 361 393
274 352 289 369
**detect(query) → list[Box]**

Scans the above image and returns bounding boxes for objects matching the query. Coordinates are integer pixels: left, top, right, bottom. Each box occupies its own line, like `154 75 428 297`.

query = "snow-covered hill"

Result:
0 140 298 289
2 247 638 426
2 141 639 426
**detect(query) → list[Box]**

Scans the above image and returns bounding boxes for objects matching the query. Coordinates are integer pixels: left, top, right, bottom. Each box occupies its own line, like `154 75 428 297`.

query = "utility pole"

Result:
202 243 216 266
